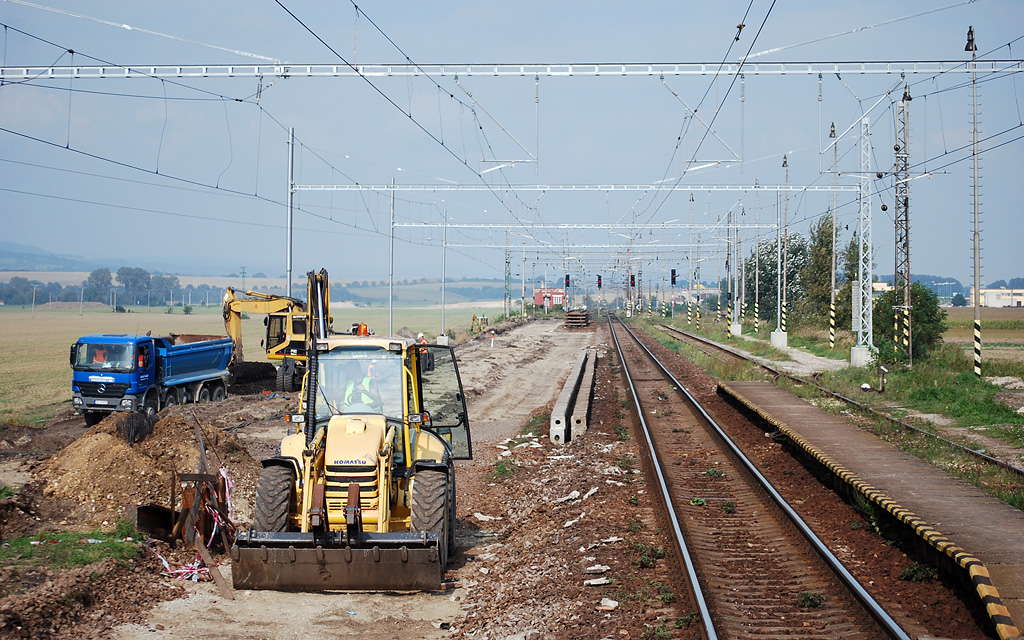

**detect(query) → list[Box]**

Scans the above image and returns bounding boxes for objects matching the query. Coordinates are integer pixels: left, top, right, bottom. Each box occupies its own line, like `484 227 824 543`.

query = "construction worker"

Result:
417 333 434 373
343 361 381 411
92 347 108 364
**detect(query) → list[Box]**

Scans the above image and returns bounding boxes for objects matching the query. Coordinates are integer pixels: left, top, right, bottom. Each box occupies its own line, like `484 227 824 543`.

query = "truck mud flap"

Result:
231 531 443 591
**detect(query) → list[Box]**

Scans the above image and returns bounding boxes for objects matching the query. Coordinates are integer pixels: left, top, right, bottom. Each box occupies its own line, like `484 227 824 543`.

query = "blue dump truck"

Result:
70 334 234 426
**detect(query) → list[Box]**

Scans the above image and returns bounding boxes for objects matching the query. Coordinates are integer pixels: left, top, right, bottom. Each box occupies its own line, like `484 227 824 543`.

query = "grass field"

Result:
942 306 1024 364
0 303 502 425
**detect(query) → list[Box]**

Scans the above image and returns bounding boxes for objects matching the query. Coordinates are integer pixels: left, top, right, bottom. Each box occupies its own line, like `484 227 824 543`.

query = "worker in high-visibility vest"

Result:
343 361 381 411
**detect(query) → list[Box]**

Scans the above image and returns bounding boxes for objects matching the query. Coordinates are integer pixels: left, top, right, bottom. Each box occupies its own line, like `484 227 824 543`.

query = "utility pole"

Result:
688 193 694 326
781 154 789 334
389 178 395 336
441 208 447 336
286 128 295 298
829 124 838 350
894 85 913 366
754 180 760 332
967 26 983 377
851 117 875 366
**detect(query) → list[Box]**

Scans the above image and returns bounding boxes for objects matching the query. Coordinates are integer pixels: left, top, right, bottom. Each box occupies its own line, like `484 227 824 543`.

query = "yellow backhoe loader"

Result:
231 269 472 591
222 287 331 392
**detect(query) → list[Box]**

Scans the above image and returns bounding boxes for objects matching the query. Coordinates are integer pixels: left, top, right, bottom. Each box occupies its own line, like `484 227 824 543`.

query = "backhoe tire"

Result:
411 469 449 571
447 467 457 556
254 465 294 533
277 359 298 393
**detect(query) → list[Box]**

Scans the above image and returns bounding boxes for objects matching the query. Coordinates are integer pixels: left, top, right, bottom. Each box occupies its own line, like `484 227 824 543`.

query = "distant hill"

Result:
876 274 966 297
0 242 97 272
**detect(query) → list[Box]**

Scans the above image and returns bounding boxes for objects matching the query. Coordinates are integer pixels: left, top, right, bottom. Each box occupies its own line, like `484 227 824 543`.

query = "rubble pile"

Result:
33 410 261 528
453 367 692 639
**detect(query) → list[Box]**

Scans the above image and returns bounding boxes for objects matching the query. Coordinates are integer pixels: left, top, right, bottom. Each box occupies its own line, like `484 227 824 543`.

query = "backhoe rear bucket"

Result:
231 530 444 591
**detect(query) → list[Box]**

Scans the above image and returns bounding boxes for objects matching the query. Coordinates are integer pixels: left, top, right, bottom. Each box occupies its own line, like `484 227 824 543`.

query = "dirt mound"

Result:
0 552 184 639
33 411 261 528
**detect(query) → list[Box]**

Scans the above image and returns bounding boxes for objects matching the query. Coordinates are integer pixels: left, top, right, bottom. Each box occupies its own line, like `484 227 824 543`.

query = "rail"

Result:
611 314 910 639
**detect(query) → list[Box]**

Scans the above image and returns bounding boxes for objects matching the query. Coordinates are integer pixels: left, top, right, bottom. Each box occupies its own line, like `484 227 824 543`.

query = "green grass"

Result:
0 485 14 499
796 591 825 609
898 564 939 582
487 459 517 480
0 522 141 570
520 413 548 439
819 343 1024 437
628 541 666 569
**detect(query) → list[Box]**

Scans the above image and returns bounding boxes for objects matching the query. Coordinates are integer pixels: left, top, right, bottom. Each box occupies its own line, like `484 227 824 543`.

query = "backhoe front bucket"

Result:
231 530 444 591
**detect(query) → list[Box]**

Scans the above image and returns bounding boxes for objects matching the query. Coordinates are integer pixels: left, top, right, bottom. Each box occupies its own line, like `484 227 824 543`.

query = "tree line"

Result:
0 267 223 307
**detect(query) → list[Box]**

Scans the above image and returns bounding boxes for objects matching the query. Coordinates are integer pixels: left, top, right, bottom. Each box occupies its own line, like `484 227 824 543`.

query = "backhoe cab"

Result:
222 287 331 392
231 269 471 591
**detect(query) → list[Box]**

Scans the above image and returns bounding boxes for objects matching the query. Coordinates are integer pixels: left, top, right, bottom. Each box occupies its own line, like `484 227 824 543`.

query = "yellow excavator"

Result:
231 269 472 591
222 287 331 392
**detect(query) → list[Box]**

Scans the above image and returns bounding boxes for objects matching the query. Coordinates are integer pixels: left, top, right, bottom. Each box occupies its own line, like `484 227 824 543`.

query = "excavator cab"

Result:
231 269 471 591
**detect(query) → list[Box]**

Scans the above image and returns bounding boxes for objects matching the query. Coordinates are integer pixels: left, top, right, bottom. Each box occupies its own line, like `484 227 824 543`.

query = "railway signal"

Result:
597 275 602 289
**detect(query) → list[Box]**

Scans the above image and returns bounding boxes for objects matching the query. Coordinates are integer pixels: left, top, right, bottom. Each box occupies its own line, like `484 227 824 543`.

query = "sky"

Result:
0 0 1021 290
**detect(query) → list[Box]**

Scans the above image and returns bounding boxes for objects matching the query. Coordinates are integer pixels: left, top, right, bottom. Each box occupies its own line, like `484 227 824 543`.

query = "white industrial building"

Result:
971 288 1024 307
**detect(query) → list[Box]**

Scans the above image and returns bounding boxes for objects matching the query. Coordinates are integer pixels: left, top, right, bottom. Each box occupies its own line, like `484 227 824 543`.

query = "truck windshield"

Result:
314 348 403 421
75 343 136 372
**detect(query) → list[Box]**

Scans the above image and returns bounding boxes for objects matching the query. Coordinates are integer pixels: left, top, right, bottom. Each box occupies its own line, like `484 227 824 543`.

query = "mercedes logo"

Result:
98 384 106 394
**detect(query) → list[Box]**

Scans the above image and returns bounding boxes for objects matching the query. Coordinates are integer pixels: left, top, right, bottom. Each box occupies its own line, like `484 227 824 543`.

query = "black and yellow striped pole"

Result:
754 300 760 333
781 301 787 333
829 300 836 349
687 300 692 325
974 317 982 377
696 302 701 331
903 307 912 365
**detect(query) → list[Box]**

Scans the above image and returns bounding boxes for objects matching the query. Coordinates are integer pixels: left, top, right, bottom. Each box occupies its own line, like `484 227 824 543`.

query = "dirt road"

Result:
108 319 598 640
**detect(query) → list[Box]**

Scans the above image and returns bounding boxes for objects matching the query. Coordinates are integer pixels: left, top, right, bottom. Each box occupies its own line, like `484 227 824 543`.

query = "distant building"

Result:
970 288 1024 307
533 288 564 308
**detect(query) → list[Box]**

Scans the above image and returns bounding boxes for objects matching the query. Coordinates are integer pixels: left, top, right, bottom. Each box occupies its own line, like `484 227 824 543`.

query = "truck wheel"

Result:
411 469 449 571
254 465 294 532
197 387 211 403
141 394 158 417
211 385 226 402
164 389 178 408
83 411 104 427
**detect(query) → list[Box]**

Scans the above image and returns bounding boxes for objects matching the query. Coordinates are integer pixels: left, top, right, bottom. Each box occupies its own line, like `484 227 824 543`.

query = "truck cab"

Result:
71 334 157 426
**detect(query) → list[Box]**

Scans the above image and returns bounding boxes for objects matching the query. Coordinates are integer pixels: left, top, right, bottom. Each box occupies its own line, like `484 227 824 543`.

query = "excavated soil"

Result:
0 318 999 639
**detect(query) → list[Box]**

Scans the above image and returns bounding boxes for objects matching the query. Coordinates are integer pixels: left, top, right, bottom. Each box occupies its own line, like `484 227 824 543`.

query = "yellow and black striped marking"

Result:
974 320 982 377
719 381 1021 640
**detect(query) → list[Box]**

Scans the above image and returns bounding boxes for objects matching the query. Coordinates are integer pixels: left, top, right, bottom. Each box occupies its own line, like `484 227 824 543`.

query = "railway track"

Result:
609 315 909 640
655 322 1024 478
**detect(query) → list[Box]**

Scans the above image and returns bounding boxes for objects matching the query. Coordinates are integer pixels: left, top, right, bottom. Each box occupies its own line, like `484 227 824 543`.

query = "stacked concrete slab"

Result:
550 348 597 444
